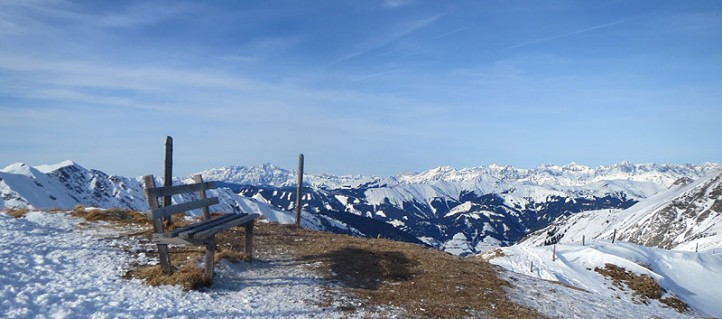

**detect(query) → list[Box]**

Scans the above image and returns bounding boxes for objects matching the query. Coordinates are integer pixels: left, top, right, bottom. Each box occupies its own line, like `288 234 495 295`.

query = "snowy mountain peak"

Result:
1 162 33 175
196 164 295 186
560 162 590 171
34 160 85 174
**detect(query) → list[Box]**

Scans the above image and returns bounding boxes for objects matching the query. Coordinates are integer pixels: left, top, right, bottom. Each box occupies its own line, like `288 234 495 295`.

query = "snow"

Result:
483 241 722 318
521 170 722 251
0 211 370 318
441 233 472 256
0 163 79 209
34 160 80 173
501 271 697 319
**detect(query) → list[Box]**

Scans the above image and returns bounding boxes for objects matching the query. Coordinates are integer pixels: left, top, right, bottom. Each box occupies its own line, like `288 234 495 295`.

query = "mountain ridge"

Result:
3 160 720 255
519 169 722 252
197 161 721 190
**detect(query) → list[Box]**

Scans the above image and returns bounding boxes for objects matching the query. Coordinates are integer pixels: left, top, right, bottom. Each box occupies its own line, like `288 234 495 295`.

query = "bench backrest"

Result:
142 174 218 233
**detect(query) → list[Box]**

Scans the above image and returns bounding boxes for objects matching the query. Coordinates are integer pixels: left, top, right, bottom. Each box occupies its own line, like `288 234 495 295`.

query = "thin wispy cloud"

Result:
382 0 414 9
431 25 473 39
508 20 625 49
5 1 193 29
326 14 442 67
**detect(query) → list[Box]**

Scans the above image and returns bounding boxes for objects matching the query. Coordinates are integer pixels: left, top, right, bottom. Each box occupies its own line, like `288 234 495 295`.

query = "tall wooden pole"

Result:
163 136 173 226
295 154 304 227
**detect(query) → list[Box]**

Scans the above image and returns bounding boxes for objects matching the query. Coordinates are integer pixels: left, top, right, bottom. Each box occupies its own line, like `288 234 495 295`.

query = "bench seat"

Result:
152 213 260 245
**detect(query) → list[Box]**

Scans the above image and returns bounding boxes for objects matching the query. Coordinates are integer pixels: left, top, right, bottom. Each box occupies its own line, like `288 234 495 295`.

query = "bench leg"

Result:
157 244 172 273
245 221 254 262
204 238 216 281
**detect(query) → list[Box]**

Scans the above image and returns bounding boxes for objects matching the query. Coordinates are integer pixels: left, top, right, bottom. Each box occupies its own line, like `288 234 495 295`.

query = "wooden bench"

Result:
142 174 259 280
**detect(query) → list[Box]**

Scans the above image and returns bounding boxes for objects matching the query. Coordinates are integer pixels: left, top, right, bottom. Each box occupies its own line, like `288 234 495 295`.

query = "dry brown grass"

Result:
4 208 30 218
595 263 662 300
125 262 210 290
124 244 212 291
246 223 545 319
486 248 507 259
70 206 149 226
214 248 251 264
594 263 689 313
660 296 689 313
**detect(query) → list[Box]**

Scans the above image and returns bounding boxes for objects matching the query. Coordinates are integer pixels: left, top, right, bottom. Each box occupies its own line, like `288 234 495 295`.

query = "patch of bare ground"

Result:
71 206 150 226
125 259 211 290
241 223 545 319
98 213 543 318
3 208 30 218
594 263 689 313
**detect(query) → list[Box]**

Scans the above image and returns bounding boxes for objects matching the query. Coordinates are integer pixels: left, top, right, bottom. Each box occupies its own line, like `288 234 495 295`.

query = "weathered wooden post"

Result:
163 136 173 226
612 229 617 243
143 175 171 273
552 244 556 261
530 261 533 273
582 235 585 246
295 153 304 227
695 243 699 253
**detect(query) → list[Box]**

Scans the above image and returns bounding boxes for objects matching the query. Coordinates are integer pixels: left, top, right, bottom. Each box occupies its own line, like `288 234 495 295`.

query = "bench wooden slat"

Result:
192 213 260 240
171 213 241 238
146 181 216 198
149 197 220 220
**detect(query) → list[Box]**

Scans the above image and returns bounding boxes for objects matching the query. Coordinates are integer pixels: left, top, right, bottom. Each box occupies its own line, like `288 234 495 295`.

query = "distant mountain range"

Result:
2 160 720 255
520 169 722 252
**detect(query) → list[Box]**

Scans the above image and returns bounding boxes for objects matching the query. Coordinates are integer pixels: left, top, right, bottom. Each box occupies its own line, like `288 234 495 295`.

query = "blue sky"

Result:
1 0 721 177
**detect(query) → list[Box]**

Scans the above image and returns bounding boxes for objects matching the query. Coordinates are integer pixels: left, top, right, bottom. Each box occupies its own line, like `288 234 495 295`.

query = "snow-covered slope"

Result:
520 170 722 252
0 210 384 319
0 162 81 208
483 242 722 318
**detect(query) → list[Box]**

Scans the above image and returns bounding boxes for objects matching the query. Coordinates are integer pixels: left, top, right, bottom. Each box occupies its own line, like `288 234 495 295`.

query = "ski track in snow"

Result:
0 211 370 319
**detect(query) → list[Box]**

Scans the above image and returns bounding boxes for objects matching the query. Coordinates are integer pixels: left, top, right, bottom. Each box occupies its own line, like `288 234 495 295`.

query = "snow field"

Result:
0 211 366 319
484 242 722 318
